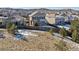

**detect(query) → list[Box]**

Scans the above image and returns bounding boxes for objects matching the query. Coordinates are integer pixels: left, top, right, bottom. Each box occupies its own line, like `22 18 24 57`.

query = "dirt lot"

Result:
0 30 72 51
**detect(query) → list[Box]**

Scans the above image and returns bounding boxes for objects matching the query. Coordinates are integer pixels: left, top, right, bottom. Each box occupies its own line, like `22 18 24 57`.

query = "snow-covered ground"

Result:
17 29 41 37
57 24 70 30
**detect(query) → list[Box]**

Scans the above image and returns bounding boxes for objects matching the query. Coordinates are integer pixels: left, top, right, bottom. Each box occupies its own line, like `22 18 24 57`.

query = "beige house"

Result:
45 13 56 24
45 13 65 25
29 11 38 26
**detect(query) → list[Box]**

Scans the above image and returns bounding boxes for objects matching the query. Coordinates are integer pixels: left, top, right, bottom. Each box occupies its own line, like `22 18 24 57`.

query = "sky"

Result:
26 7 79 10
48 7 79 10
1 7 79 10
0 0 79 10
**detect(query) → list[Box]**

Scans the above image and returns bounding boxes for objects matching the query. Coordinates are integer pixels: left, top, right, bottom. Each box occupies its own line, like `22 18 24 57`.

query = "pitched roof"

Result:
29 11 46 17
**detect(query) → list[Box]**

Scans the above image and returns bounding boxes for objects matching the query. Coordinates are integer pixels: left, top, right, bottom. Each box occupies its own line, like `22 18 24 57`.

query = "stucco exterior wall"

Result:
45 13 56 24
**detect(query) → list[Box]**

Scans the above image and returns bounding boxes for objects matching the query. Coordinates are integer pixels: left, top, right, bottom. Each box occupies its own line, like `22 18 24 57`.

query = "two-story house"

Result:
45 13 65 25
29 11 47 26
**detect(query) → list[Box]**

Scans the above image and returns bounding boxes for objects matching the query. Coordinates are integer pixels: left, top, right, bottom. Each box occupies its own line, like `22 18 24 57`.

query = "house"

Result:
45 13 56 24
45 13 65 25
0 14 30 28
29 11 47 26
3 15 29 27
65 15 74 22
55 15 65 25
0 16 8 26
65 15 79 22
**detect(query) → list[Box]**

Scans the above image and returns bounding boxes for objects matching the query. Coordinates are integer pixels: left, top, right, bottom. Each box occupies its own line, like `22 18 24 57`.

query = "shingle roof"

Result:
29 11 46 17
33 12 45 16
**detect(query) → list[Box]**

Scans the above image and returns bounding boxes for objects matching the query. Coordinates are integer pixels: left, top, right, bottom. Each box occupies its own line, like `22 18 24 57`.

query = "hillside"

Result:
0 8 79 17
0 31 75 51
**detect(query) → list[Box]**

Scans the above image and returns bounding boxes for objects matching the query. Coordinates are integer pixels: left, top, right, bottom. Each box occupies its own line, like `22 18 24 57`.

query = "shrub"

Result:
6 22 17 34
72 30 79 42
48 28 54 34
34 22 39 26
54 40 69 51
59 27 67 37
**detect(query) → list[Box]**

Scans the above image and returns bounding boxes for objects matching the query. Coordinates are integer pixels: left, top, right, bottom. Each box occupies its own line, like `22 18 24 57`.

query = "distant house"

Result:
0 15 30 27
65 15 79 22
45 13 56 25
0 16 8 26
29 11 47 26
29 11 79 26
71 15 79 20
55 15 65 25
65 15 74 22
45 13 65 25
